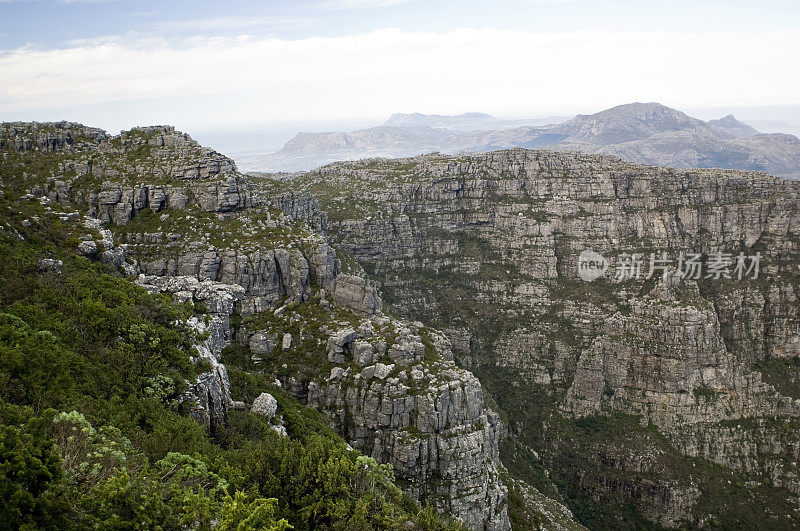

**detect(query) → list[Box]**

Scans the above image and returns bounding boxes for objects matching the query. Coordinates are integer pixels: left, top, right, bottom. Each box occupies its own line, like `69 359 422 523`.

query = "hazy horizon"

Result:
184 103 800 170
3 0 800 144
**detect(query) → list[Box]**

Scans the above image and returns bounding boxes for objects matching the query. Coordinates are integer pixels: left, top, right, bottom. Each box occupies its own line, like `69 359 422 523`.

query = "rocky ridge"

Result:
251 302 510 529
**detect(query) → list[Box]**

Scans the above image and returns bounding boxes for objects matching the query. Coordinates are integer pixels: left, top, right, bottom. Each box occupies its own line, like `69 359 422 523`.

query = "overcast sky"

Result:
1 0 800 138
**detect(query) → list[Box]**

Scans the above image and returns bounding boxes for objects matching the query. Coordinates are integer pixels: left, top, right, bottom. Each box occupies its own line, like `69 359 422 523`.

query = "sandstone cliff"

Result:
266 148 800 528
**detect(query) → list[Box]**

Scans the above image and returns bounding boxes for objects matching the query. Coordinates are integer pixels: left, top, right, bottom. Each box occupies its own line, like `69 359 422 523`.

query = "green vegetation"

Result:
480 363 800 530
0 193 461 529
12 121 800 529
692 387 718 400
754 356 800 399
115 204 310 265
266 144 800 529
237 295 360 379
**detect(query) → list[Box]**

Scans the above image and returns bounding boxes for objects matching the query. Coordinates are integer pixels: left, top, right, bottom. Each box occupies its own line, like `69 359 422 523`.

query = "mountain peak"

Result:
595 101 690 119
556 102 702 144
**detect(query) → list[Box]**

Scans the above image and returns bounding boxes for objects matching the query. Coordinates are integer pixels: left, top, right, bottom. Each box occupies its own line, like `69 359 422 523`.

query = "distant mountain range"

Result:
247 102 800 179
382 111 569 130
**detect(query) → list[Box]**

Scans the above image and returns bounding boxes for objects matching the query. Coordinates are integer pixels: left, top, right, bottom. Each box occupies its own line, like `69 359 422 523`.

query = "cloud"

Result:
0 0 122 3
1 27 799 130
521 0 581 4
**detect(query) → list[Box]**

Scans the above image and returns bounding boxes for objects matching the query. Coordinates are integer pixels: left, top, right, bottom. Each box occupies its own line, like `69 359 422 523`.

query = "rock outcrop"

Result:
251 392 278 421
330 274 382 315
0 121 107 153
247 305 510 530
269 191 329 235
136 274 245 431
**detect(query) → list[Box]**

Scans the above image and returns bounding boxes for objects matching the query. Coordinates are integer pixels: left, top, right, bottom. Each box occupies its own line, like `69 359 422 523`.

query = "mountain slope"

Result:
0 163 459 530
595 128 800 178
4 122 605 529
707 114 760 138
549 102 707 144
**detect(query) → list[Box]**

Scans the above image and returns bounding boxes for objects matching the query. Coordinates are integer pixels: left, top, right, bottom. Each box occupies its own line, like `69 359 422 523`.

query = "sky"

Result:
1 0 800 150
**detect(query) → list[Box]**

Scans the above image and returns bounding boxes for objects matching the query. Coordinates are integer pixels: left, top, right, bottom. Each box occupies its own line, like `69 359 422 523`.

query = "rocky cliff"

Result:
0 121 527 530
242 299 510 529
266 148 800 528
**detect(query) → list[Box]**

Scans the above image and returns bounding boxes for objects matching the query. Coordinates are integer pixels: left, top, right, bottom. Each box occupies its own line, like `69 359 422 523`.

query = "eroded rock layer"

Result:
267 149 800 527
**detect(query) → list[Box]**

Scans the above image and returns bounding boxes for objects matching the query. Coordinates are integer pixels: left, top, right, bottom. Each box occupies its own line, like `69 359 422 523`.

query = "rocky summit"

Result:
263 148 800 528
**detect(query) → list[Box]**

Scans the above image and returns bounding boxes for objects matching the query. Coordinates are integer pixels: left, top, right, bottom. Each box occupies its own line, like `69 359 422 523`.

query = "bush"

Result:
0 199 463 529
0 403 69 529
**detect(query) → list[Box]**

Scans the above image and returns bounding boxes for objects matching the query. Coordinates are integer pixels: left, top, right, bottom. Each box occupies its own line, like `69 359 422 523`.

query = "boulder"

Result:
251 392 278 421
331 274 382 315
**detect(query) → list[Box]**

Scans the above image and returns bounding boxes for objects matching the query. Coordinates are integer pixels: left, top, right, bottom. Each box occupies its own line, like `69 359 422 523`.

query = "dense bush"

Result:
0 202 461 529
0 403 69 529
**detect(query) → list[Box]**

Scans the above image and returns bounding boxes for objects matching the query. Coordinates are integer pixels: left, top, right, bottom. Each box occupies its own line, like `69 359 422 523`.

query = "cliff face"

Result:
261 305 510 530
267 149 800 527
0 121 520 530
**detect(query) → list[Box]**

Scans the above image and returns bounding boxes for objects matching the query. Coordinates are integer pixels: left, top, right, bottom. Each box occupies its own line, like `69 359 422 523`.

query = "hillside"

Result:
1 122 596 530
6 120 800 529
707 114 760 138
